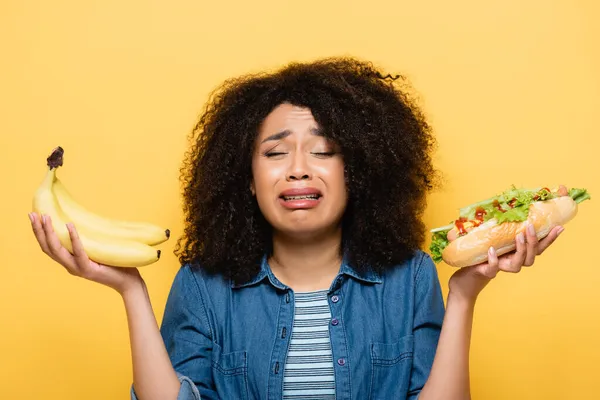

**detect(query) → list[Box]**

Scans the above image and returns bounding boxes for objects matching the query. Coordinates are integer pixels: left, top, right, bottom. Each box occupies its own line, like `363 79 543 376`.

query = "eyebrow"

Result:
260 127 323 144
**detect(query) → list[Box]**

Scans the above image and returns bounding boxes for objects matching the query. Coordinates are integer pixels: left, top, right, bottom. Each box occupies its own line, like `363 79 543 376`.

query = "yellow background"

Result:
2 0 598 399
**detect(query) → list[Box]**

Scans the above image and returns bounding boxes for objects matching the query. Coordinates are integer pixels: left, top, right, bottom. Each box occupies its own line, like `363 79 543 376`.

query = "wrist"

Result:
120 278 147 301
447 290 478 309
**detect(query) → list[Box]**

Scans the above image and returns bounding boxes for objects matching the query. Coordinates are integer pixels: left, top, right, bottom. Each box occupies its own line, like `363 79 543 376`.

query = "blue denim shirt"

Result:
131 250 445 400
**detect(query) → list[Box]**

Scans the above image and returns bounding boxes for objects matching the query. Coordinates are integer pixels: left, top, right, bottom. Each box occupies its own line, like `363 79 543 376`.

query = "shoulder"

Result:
412 250 440 285
374 250 443 305
379 249 440 285
161 264 233 336
169 263 233 299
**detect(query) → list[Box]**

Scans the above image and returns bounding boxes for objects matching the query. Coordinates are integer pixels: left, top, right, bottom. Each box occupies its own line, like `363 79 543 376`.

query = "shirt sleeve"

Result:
130 372 202 400
407 252 446 400
130 264 217 400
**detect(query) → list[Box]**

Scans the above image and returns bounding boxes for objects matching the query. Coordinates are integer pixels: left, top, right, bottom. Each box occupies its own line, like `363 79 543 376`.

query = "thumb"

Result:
473 247 500 279
476 263 499 279
471 263 499 280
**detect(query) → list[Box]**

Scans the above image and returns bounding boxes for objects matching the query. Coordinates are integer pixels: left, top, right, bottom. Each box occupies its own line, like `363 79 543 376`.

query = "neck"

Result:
269 227 343 292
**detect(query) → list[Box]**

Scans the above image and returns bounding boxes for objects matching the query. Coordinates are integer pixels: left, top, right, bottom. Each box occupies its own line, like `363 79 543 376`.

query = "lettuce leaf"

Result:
569 188 591 204
459 185 554 223
429 230 450 263
487 204 529 223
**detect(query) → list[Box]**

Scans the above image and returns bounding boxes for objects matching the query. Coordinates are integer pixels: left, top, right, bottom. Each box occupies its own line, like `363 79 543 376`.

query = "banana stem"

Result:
47 146 64 169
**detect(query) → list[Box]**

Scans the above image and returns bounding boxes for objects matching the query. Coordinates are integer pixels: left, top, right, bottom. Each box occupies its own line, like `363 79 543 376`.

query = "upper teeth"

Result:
283 195 319 200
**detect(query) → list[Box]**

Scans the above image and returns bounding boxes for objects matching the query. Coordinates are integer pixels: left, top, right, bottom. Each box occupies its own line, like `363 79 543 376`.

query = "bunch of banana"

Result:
31 146 170 267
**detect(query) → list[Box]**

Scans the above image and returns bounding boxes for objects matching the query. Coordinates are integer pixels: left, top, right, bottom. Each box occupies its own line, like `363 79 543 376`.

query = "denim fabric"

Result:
130 250 445 400
131 372 202 400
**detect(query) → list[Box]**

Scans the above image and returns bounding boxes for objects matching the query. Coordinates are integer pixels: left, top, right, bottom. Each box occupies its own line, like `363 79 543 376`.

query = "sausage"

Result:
557 184 568 197
447 228 458 242
447 224 477 242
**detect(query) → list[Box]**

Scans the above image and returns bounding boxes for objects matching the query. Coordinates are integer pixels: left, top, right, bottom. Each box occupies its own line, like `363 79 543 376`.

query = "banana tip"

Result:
165 229 170 239
157 250 161 259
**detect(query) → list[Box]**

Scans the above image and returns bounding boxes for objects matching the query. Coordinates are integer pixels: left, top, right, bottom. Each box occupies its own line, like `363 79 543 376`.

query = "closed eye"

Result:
312 152 336 158
264 151 286 158
263 151 337 158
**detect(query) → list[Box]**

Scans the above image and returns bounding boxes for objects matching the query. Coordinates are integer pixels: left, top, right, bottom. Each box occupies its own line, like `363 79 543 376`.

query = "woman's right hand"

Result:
29 212 144 295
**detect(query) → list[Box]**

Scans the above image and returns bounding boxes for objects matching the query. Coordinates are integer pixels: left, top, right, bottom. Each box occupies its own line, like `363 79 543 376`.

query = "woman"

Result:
29 57 563 400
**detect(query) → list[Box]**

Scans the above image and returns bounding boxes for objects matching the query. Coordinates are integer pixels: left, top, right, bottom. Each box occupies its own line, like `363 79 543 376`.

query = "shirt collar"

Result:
338 259 383 284
231 253 383 289
230 254 287 290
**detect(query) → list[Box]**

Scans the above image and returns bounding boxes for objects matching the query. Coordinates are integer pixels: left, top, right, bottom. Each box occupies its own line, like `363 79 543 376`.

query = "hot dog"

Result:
429 185 591 268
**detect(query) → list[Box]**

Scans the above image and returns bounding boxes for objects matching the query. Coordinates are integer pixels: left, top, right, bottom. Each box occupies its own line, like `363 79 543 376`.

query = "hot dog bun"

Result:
441 196 578 268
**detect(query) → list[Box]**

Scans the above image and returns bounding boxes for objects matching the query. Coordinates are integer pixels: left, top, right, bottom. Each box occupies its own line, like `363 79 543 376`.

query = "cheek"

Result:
318 162 346 193
252 160 283 198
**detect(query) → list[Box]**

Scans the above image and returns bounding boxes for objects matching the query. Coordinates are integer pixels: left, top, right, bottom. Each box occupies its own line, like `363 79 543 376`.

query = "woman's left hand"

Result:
448 224 565 304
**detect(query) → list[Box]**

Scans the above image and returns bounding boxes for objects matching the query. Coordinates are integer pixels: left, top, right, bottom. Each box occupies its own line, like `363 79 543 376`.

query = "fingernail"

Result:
489 246 496 257
527 224 535 235
517 232 525 244
28 213 34 223
41 214 46 224
557 227 565 236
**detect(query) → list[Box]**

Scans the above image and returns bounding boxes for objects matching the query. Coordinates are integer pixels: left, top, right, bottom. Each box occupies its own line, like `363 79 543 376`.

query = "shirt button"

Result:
331 318 339 326
331 295 339 303
337 358 346 366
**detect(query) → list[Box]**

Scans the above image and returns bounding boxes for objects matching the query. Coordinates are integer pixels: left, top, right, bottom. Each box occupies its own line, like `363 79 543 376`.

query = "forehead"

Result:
258 103 319 138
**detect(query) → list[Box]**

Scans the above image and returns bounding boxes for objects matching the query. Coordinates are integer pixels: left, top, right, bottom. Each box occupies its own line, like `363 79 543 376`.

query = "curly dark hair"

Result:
173 56 442 285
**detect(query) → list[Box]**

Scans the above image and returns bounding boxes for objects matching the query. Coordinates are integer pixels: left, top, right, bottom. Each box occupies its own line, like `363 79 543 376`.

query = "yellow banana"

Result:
31 147 162 268
53 177 170 246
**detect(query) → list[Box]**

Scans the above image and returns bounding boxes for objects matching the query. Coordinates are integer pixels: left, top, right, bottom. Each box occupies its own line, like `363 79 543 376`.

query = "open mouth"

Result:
280 194 322 201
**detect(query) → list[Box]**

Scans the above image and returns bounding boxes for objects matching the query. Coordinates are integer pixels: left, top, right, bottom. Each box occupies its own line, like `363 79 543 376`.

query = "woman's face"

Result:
251 103 347 239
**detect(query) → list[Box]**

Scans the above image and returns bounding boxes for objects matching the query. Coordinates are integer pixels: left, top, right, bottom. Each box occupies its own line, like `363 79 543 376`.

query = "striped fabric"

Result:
283 290 336 399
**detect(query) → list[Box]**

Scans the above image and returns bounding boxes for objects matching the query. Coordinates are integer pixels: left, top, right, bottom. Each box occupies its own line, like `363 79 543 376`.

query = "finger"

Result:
30 213 52 256
501 232 526 273
537 225 564 254
66 223 95 277
67 223 88 263
480 247 500 279
524 223 539 266
42 215 64 257
41 215 79 274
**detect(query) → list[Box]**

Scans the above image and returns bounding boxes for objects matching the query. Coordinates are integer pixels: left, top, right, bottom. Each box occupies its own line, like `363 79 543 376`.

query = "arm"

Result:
417 223 564 400
146 264 219 400
28 214 201 400
123 280 182 400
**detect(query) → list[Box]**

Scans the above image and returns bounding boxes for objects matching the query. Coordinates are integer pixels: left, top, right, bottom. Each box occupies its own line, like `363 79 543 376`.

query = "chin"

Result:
273 218 341 239
259 202 346 239
278 227 330 240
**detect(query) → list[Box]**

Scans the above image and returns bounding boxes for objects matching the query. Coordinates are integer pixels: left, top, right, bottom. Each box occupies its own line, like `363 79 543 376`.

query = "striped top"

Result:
283 290 336 399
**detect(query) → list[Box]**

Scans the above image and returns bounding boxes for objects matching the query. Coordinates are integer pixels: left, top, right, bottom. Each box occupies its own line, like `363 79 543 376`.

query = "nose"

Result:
286 152 312 181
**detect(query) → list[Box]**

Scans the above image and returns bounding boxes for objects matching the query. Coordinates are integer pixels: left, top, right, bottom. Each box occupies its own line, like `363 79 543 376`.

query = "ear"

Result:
250 180 256 196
